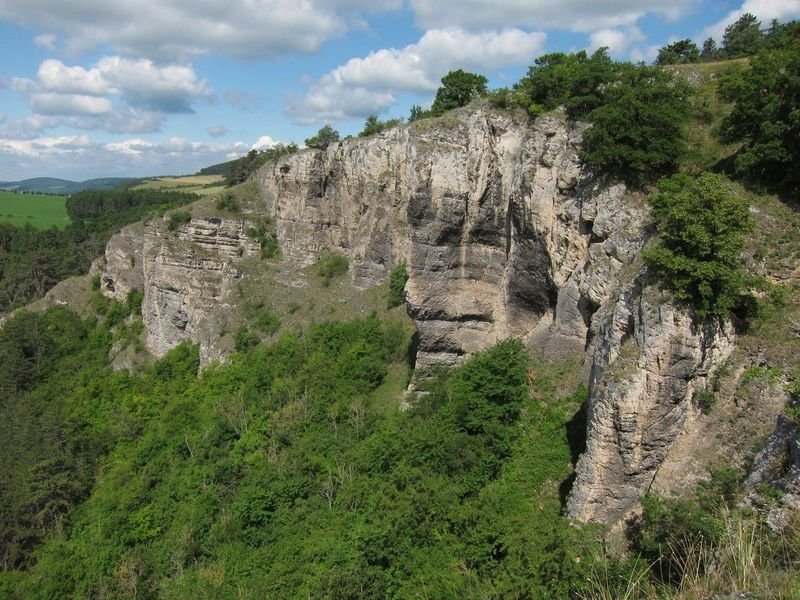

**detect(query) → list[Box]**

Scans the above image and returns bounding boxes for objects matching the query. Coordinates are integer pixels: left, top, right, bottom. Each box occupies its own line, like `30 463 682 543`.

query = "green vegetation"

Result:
0 188 198 313
718 24 800 194
0 190 71 230
429 69 488 116
387 261 409 308
358 115 402 137
0 304 606 597
655 39 700 65
580 65 691 186
305 125 340 151
315 252 350 286
245 217 280 259
514 48 616 118
166 210 192 231
225 143 299 187
215 192 241 213
643 173 754 318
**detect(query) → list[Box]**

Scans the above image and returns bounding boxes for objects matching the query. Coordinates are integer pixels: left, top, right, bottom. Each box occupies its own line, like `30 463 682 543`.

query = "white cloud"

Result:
700 0 800 41
33 33 57 51
285 27 546 123
409 0 694 32
252 135 280 150
588 26 646 59
0 135 93 158
0 132 251 178
0 0 367 61
207 125 228 138
29 93 113 116
10 56 212 132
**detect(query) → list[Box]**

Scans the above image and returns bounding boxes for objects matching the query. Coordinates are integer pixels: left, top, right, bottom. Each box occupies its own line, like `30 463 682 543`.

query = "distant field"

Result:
132 175 225 196
0 191 70 229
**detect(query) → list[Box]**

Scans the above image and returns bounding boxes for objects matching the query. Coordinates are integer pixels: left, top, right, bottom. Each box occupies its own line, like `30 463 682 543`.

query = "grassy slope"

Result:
0 190 70 229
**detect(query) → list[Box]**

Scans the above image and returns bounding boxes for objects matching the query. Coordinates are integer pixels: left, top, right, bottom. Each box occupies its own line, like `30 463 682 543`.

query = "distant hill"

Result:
0 177 139 194
196 160 234 177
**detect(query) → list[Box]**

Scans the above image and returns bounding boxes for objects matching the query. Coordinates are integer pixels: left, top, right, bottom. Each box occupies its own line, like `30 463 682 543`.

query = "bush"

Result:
693 389 716 414
167 210 192 231
358 115 402 137
245 218 280 259
387 262 409 308
215 192 241 213
643 173 754 317
315 253 349 287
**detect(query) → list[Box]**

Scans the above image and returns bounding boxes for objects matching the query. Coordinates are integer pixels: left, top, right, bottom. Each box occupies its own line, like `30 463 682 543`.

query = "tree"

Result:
581 65 691 187
719 27 800 193
429 69 488 116
721 13 764 58
515 48 616 118
700 37 718 61
655 39 700 65
305 124 340 150
408 104 426 122
643 173 754 317
358 115 402 137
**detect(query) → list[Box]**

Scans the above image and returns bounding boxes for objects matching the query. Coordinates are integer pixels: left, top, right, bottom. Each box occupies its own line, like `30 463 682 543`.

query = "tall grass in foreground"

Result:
580 510 800 600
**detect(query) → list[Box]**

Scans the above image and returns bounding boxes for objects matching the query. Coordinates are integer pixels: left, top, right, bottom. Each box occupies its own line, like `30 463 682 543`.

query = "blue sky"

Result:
0 0 797 181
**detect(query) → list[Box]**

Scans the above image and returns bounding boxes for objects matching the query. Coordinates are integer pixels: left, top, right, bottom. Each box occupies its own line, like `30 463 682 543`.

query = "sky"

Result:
0 0 798 181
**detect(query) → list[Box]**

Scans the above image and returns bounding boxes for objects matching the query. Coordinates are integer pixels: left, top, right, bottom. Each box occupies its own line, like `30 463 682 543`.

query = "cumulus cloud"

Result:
10 56 211 132
285 27 546 123
252 135 280 150
207 125 228 138
588 26 647 59
409 0 694 32
700 0 800 41
0 0 371 61
0 132 252 178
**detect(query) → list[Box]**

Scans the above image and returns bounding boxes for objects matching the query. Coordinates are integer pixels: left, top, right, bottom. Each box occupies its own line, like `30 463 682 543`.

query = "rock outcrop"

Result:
97 105 782 528
254 108 645 368
566 283 737 523
102 215 260 364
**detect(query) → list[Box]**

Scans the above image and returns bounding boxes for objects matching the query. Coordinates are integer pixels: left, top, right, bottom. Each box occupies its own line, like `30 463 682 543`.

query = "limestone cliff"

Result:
96 105 785 528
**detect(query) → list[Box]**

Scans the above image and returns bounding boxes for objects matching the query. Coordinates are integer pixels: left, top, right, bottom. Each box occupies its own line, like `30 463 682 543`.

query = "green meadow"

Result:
0 190 70 229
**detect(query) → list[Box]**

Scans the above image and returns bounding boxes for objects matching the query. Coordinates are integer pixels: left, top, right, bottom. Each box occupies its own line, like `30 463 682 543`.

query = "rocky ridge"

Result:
96 106 786 527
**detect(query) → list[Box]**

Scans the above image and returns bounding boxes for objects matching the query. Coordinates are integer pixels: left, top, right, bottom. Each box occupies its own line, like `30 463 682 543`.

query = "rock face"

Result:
102 215 260 364
98 105 761 527
566 283 736 523
255 108 645 368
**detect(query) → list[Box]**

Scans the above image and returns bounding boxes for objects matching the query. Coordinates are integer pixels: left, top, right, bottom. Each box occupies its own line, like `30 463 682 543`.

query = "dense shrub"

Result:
643 173 754 317
581 65 691 187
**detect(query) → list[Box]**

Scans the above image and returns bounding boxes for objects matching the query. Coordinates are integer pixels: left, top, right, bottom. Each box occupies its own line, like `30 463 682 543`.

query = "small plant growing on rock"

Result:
387 261 409 308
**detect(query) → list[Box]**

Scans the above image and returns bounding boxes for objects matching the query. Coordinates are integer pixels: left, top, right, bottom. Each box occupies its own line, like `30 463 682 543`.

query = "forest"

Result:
0 14 799 599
